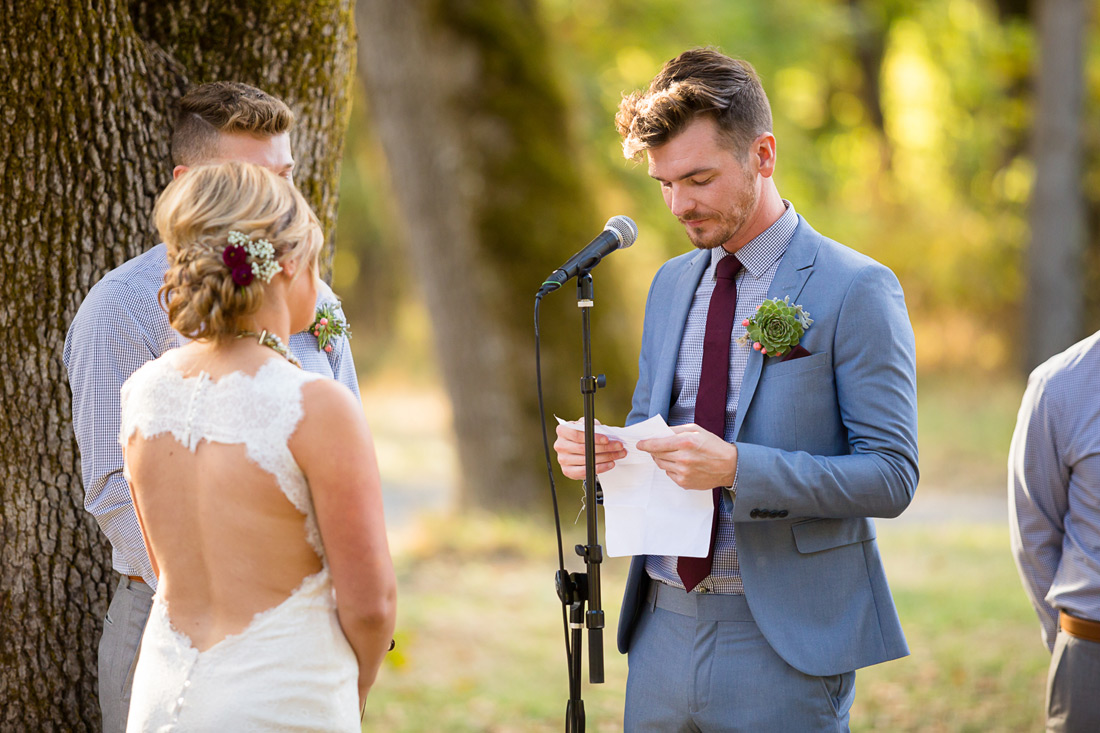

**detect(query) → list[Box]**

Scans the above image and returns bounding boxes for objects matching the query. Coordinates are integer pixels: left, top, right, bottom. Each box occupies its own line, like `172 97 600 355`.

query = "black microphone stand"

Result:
555 271 605 733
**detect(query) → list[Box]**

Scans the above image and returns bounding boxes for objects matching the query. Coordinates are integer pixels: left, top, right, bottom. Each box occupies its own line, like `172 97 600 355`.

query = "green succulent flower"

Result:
737 296 813 357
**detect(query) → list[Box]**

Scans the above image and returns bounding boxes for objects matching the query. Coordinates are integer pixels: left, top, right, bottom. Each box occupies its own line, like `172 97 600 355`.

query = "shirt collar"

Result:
710 200 797 279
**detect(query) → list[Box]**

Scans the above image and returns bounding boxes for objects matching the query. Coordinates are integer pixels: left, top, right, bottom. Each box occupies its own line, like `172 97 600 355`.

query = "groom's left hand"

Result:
637 424 738 491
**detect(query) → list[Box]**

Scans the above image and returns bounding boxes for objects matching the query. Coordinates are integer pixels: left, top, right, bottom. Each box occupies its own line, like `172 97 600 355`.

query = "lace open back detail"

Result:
120 355 326 557
121 354 361 731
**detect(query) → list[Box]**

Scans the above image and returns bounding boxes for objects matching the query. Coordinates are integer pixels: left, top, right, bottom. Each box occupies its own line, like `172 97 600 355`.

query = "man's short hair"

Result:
616 48 772 160
170 82 294 167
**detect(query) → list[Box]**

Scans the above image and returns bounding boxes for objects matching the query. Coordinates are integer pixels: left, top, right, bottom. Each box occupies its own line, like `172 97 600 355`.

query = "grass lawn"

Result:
853 524 1048 732
362 516 1049 732
915 374 1024 496
358 371 1045 730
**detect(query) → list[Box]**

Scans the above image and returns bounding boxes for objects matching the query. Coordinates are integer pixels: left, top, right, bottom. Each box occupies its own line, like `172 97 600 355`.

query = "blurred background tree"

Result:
341 0 1099 513
1026 0 1087 370
352 0 636 512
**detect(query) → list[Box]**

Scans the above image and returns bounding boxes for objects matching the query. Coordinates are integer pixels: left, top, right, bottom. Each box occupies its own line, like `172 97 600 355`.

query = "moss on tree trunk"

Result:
0 1 354 728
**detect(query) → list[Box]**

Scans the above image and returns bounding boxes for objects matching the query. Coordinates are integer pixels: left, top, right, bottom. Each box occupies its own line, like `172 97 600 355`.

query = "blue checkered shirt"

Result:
62 244 360 589
646 202 798 594
1009 329 1100 650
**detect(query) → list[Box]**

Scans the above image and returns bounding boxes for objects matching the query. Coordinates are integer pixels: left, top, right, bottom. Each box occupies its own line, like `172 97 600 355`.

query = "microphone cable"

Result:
533 291 580 711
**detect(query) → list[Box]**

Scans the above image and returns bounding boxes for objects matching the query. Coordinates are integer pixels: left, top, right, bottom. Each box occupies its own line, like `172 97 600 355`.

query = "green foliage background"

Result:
331 3 1095 725
335 0 1100 391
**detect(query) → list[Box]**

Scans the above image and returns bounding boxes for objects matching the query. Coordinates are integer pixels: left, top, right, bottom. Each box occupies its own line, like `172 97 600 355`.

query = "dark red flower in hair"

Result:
231 264 254 287
222 244 248 269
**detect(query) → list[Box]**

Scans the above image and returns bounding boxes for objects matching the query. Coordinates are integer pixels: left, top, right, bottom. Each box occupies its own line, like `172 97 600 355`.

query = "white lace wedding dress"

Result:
120 356 361 732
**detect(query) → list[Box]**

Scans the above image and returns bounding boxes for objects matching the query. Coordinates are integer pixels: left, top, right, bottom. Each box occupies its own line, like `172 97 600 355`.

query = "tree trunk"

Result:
1025 0 1086 369
0 1 354 728
355 0 635 512
847 0 892 173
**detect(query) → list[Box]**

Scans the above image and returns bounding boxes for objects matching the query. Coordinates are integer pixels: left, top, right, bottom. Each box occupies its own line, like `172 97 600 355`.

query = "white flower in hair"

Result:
226 230 282 283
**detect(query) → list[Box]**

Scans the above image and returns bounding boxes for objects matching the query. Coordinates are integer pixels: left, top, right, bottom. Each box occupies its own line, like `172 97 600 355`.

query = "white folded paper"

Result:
556 415 713 558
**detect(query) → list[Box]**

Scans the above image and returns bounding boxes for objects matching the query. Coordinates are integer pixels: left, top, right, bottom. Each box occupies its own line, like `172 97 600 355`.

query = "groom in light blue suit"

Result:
555 49 917 731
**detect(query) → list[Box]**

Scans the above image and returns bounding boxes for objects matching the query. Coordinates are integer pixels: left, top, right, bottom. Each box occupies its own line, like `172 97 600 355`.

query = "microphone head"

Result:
604 215 638 249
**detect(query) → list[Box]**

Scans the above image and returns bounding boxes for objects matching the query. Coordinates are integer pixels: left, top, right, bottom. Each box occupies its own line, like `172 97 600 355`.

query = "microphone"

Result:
537 216 638 295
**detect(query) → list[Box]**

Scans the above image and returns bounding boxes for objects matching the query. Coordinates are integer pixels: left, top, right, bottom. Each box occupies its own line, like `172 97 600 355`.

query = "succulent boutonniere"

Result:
310 303 351 353
737 296 813 358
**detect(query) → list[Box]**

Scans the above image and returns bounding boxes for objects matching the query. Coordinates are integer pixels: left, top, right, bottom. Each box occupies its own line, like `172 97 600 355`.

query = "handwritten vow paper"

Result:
557 415 713 558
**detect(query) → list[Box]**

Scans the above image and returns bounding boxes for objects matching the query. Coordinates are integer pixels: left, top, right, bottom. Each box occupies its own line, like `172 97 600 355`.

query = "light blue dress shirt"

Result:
63 244 360 589
646 202 797 594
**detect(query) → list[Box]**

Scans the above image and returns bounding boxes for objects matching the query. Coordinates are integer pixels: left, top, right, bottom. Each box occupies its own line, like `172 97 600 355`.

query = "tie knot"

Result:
716 255 742 281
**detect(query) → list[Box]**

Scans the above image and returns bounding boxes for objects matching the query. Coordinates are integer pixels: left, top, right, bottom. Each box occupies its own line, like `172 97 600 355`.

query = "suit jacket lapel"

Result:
733 216 821 440
650 250 710 420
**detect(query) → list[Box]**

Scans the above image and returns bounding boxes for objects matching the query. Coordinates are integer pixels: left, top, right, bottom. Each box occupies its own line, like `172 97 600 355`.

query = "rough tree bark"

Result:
0 1 354 729
1025 0 1086 369
355 0 635 512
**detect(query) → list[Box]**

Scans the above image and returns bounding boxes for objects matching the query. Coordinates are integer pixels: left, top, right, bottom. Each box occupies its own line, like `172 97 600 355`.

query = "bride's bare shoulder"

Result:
295 377 369 435
289 377 375 482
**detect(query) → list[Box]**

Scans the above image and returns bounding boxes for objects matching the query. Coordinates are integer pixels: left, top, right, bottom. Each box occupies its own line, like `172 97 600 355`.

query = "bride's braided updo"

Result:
154 162 322 342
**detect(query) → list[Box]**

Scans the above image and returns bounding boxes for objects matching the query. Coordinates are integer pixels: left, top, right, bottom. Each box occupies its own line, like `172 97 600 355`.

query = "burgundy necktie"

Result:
677 254 741 592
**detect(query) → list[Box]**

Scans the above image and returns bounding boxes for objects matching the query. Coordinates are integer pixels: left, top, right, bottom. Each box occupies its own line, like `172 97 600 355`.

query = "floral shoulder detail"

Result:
310 302 352 353
736 296 812 358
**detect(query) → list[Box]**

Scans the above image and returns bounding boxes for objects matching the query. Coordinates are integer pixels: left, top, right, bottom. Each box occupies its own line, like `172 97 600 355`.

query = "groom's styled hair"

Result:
171 82 294 167
616 47 772 160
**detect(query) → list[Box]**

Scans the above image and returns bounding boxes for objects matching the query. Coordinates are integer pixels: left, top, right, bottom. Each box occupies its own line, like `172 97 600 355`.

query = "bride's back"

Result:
123 162 394 728
124 350 323 652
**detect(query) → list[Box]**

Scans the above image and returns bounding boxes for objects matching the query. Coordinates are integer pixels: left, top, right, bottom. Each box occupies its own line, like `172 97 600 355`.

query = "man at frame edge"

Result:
1009 329 1100 733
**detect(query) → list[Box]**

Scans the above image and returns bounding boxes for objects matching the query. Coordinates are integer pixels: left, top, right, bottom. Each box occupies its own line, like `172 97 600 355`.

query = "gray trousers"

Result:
99 575 153 733
1046 629 1100 732
624 581 855 732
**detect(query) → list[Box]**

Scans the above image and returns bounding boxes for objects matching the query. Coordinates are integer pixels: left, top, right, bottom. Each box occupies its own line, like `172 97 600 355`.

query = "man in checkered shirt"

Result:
63 82 360 733
1010 330 1100 732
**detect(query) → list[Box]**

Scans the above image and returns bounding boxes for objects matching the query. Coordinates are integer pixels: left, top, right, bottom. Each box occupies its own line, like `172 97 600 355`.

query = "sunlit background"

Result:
332 1 1098 730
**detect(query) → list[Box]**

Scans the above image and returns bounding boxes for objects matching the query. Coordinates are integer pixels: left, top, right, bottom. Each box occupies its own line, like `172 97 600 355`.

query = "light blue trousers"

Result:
624 581 855 732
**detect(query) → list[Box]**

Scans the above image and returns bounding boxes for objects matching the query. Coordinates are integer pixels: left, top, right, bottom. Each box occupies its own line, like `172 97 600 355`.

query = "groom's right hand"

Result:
553 420 626 480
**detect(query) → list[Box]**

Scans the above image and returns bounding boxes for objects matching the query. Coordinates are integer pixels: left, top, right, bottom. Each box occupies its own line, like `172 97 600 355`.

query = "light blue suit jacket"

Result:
617 216 918 677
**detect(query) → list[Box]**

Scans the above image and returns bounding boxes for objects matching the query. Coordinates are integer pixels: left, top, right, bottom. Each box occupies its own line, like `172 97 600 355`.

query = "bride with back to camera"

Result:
121 161 396 731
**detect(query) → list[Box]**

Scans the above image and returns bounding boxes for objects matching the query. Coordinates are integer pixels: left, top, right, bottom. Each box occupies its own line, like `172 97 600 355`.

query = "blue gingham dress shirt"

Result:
1009 329 1100 650
62 243 360 590
646 202 798 594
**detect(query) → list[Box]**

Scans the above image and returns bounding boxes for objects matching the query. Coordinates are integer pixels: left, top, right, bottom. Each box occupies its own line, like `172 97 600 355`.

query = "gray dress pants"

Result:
99 575 154 733
1046 629 1100 732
